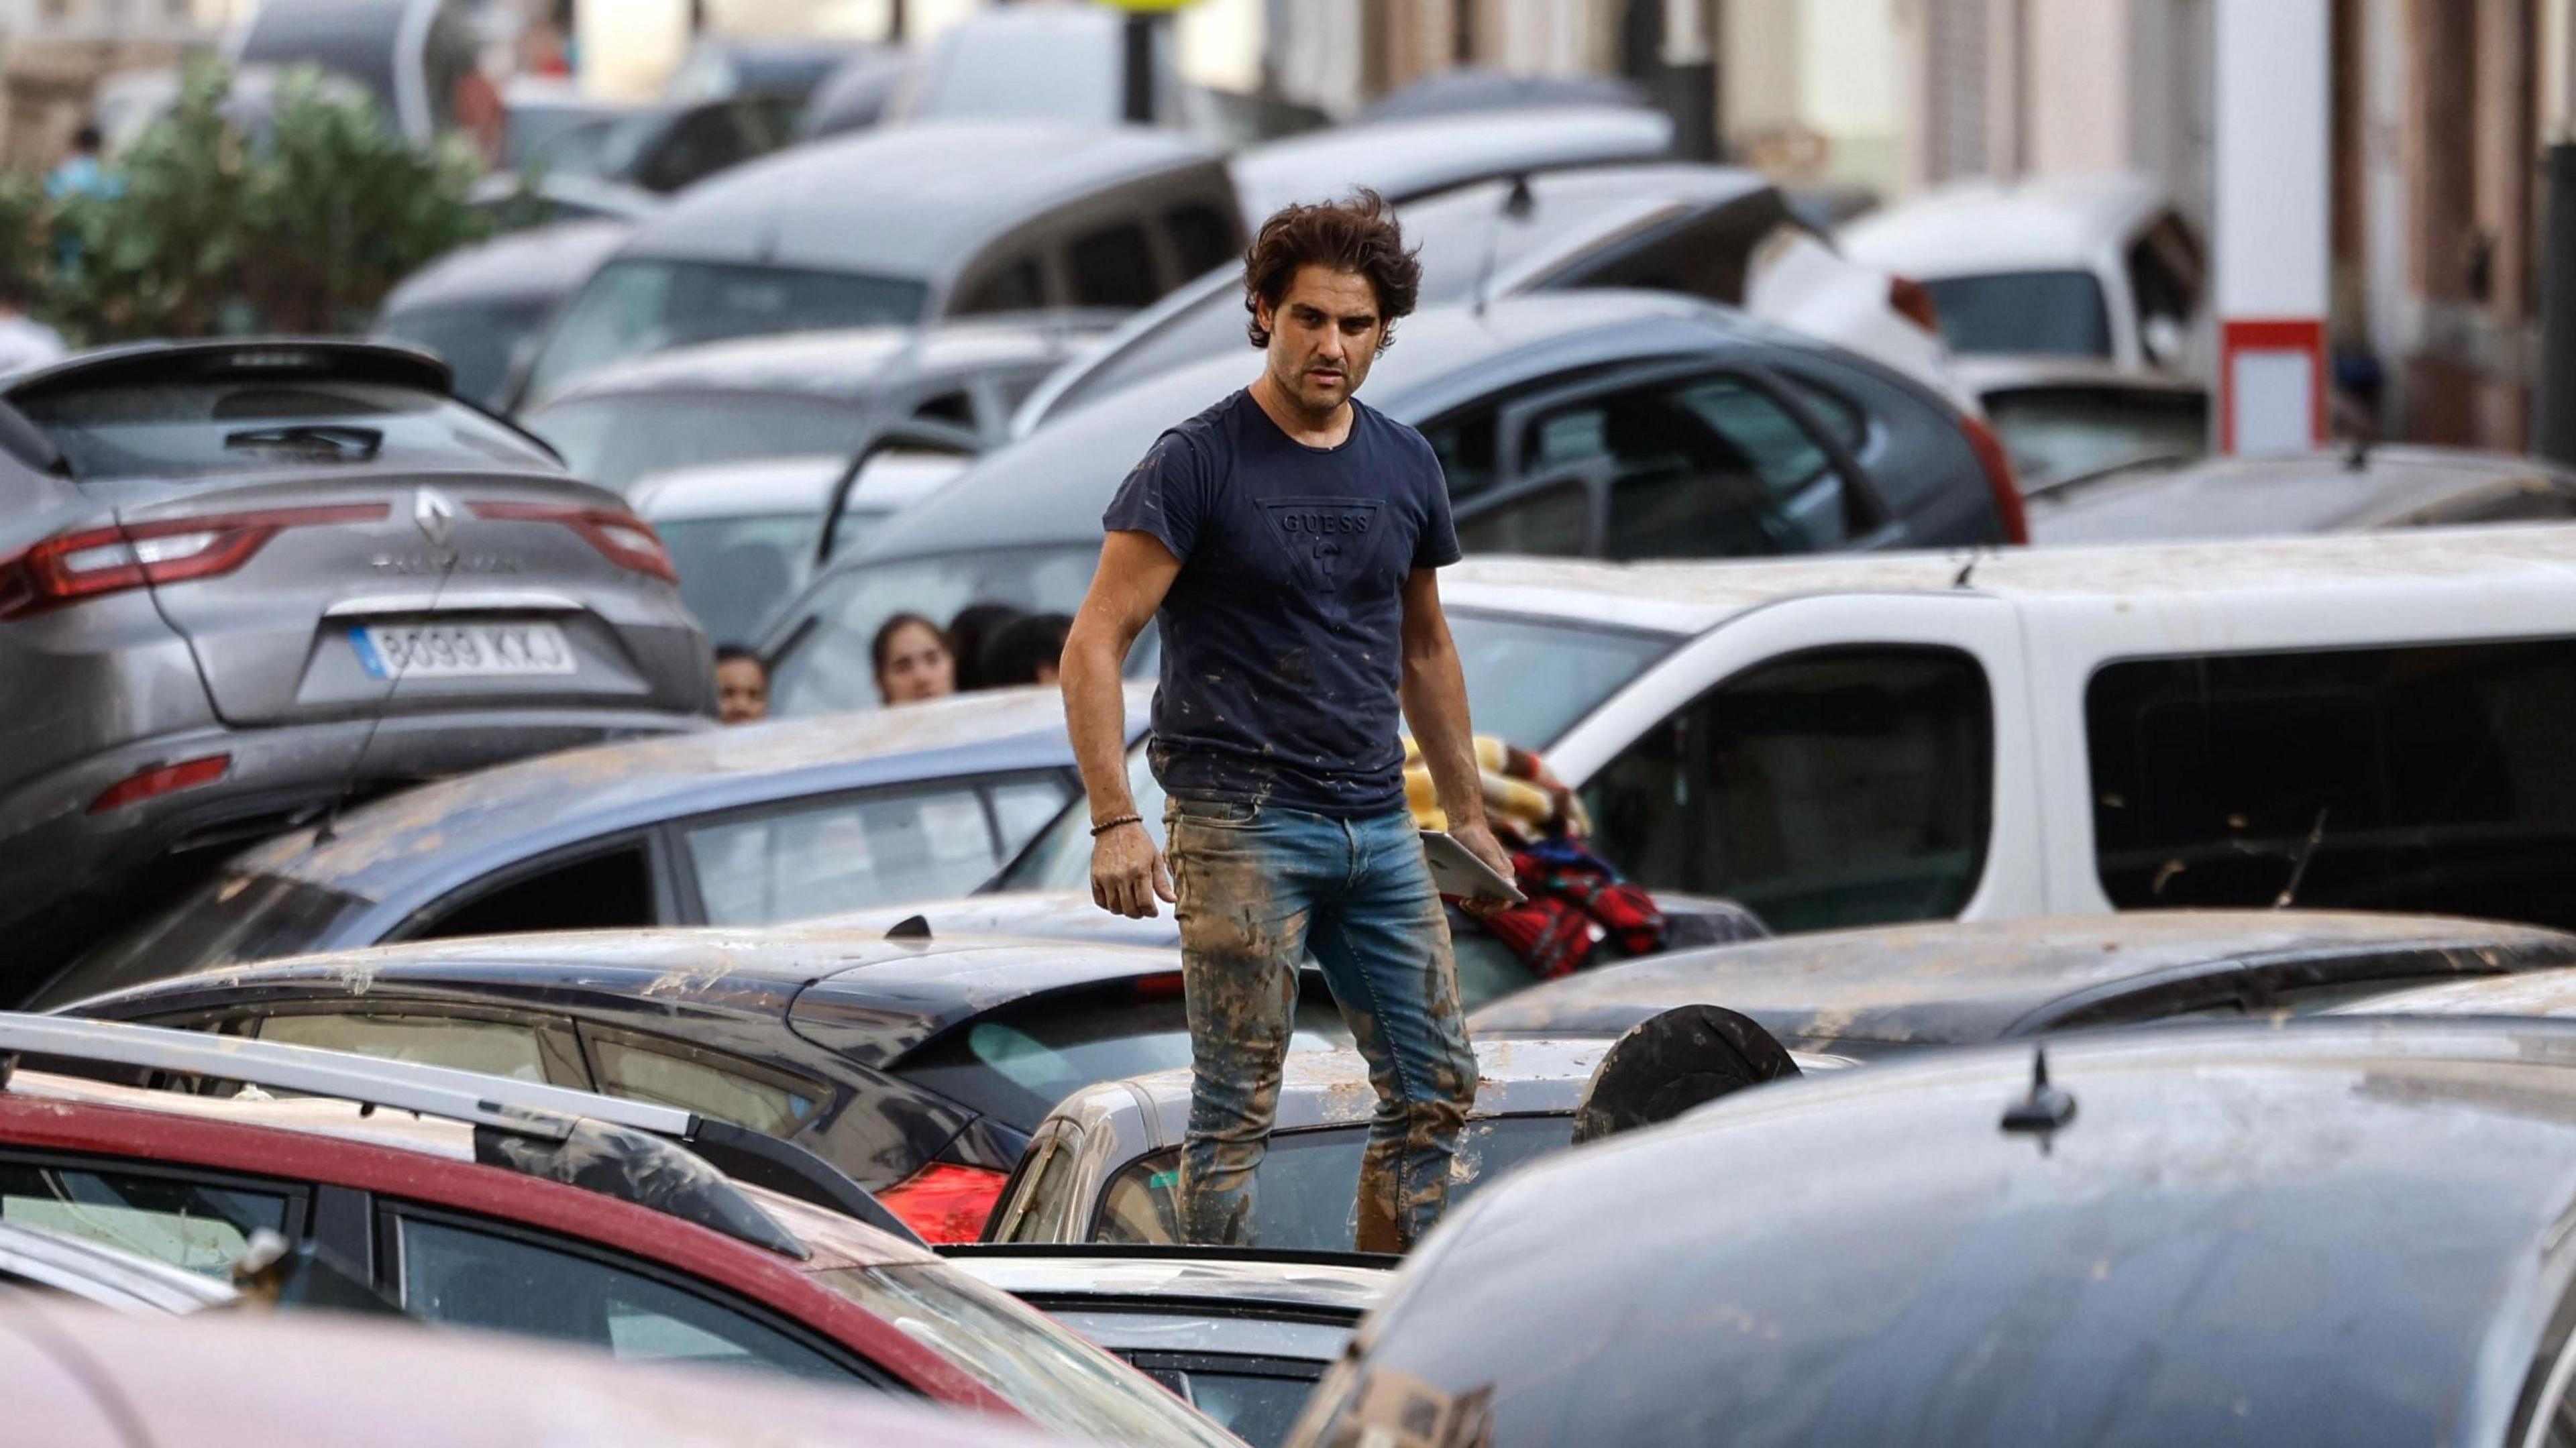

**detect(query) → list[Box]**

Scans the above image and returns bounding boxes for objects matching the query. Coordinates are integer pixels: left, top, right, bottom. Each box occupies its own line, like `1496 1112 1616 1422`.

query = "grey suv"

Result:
0 339 710 997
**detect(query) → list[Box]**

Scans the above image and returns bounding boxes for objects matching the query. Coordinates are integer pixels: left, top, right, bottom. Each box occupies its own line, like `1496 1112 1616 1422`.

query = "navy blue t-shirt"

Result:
1102 388 1460 818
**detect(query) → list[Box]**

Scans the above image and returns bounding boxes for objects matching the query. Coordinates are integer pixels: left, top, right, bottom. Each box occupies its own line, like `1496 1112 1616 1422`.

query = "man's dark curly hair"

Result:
1243 189 1421 353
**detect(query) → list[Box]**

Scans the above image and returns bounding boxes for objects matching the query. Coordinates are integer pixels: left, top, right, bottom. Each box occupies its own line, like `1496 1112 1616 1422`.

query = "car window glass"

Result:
526 259 930 403
1128 1357 1318 1447
1 1160 293 1279
31 873 371 1011
1770 372 1869 451
1582 647 1994 932
1454 477 1591 557
396 1215 852 1380
2088 638 2576 926
1513 373 1851 559
686 783 1036 924
767 545 1100 717
990 777 1077 859
252 1011 569 1084
896 986 1347 1132
956 256 1046 317
411 844 657 942
1982 386 2210 492
2126 213 2206 333
586 1031 824 1136
1419 409 1500 500
1068 223 1161 310
526 394 870 494
1163 205 1239 278
1920 270 2112 357
655 512 819 646
817 1263 1224 1443
13 378 553 482
1012 1131 1086 1241
1094 1115 1572 1250
373 298 549 409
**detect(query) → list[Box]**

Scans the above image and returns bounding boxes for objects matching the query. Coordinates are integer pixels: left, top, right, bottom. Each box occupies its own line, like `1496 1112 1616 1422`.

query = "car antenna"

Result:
1952 548 1983 588
885 914 931 940
313 497 465 845
2272 807 2329 908
1469 173 1536 319
2000 1046 2076 1149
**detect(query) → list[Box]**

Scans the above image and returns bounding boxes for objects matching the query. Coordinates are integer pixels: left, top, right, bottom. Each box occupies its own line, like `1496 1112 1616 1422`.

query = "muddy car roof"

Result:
2026 444 2576 543
624 120 1226 284
2331 963 2576 1018
80 926 1193 1072
533 316 1110 406
228 685 1142 901
1466 909 2576 1050
1323 1017 2576 1446
943 1247 1391 1321
1434 517 2576 636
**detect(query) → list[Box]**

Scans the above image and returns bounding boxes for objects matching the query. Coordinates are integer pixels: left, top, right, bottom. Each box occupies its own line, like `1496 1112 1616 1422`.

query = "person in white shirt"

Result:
0 274 64 374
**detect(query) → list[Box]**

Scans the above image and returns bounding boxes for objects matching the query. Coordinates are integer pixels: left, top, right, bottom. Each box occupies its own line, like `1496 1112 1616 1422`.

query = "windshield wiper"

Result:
222 424 383 460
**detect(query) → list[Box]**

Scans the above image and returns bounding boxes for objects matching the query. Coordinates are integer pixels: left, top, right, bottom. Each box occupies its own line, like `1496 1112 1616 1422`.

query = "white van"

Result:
1438 526 2576 936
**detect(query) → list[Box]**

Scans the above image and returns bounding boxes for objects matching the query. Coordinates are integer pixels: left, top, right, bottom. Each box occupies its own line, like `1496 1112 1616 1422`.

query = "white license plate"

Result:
351 621 576 679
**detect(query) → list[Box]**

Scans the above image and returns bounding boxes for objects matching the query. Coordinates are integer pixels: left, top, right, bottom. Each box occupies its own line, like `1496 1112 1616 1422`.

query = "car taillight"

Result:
1889 274 1939 333
0 504 390 620
470 500 677 582
1958 414 2030 545
90 753 230 812
877 1162 1010 1244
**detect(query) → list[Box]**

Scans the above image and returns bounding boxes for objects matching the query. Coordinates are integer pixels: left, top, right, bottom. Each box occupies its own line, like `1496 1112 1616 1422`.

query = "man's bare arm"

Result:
1398 567 1513 905
1062 529 1184 917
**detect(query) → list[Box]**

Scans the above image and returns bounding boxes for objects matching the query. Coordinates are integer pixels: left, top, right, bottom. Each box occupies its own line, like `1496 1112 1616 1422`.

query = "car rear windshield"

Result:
895 986 1348 1131
15 378 557 482
525 392 873 494
1921 270 2112 357
30 873 372 1011
1085 1114 1574 1251
817 1263 1236 1447
767 544 1104 716
524 258 930 403
1984 385 2209 492
373 300 553 410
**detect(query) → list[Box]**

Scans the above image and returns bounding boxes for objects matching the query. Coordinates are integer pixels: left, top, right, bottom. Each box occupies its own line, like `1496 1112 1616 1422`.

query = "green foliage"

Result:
30 56 492 346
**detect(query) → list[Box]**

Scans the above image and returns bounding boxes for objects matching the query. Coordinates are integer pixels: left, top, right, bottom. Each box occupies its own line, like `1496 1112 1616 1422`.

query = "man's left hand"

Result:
1449 819 1517 919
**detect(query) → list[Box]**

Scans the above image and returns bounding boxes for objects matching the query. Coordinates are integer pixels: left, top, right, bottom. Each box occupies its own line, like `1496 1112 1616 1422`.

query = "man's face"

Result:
1256 265 1385 415
715 658 768 724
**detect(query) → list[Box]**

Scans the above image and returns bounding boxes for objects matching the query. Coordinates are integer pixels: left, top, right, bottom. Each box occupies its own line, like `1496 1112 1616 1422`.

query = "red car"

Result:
0 1015 1233 1447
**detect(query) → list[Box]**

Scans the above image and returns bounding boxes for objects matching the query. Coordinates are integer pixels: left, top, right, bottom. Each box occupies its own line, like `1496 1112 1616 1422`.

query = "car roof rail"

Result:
0 1013 921 1253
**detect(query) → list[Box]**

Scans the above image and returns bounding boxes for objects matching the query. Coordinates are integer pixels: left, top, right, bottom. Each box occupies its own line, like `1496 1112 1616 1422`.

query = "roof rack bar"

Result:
0 1013 693 1141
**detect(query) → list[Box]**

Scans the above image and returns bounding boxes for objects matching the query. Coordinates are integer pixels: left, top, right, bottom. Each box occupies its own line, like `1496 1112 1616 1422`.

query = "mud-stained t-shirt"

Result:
1103 388 1460 818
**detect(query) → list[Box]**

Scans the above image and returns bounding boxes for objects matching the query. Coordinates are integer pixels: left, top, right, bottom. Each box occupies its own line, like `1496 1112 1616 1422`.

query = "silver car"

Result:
0 339 710 999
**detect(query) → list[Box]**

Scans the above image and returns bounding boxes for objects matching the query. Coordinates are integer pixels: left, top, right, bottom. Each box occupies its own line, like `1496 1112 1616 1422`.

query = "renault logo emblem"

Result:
413 487 456 547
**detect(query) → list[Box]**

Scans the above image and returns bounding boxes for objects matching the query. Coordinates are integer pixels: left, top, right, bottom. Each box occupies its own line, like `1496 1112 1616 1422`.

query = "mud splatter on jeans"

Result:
1167 795 1477 1253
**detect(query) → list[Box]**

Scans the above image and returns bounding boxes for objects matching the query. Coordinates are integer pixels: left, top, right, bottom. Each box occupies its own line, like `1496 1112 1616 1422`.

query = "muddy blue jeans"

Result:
1165 795 1479 1252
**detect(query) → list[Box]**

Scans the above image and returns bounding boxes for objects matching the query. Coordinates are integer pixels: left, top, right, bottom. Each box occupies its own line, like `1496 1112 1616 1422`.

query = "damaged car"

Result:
0 340 710 1000
28 685 1146 1009
58 922 1348 1243
1287 1016 2576 1446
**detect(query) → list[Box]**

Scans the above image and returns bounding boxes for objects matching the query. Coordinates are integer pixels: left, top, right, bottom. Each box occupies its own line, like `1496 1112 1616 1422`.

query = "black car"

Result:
1466 909 2576 1056
759 289 2019 718
62 925 1348 1244
1291 1016 2576 1446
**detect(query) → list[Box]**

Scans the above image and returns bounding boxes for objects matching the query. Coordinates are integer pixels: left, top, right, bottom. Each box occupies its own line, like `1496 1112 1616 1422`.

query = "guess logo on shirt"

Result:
1261 499 1382 589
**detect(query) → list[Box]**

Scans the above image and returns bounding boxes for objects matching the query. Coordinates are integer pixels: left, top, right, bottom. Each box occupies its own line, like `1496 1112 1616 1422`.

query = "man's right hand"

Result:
1092 822 1176 919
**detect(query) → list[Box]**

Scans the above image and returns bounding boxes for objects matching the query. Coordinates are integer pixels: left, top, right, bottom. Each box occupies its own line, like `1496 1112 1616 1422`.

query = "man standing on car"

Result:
1060 192 1513 1253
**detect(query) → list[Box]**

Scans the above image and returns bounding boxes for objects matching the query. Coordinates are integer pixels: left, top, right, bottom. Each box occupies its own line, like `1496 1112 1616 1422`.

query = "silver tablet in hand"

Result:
1419 830 1527 905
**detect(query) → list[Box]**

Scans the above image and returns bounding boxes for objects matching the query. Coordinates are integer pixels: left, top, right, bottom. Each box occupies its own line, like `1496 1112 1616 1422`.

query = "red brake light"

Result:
0 504 390 620
1132 971 1185 998
1889 274 1940 332
1958 414 2030 545
877 1162 1010 1244
470 500 676 582
89 753 230 812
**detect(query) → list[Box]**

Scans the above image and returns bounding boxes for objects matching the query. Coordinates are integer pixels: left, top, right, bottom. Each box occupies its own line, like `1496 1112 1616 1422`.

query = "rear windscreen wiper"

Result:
222 424 383 459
